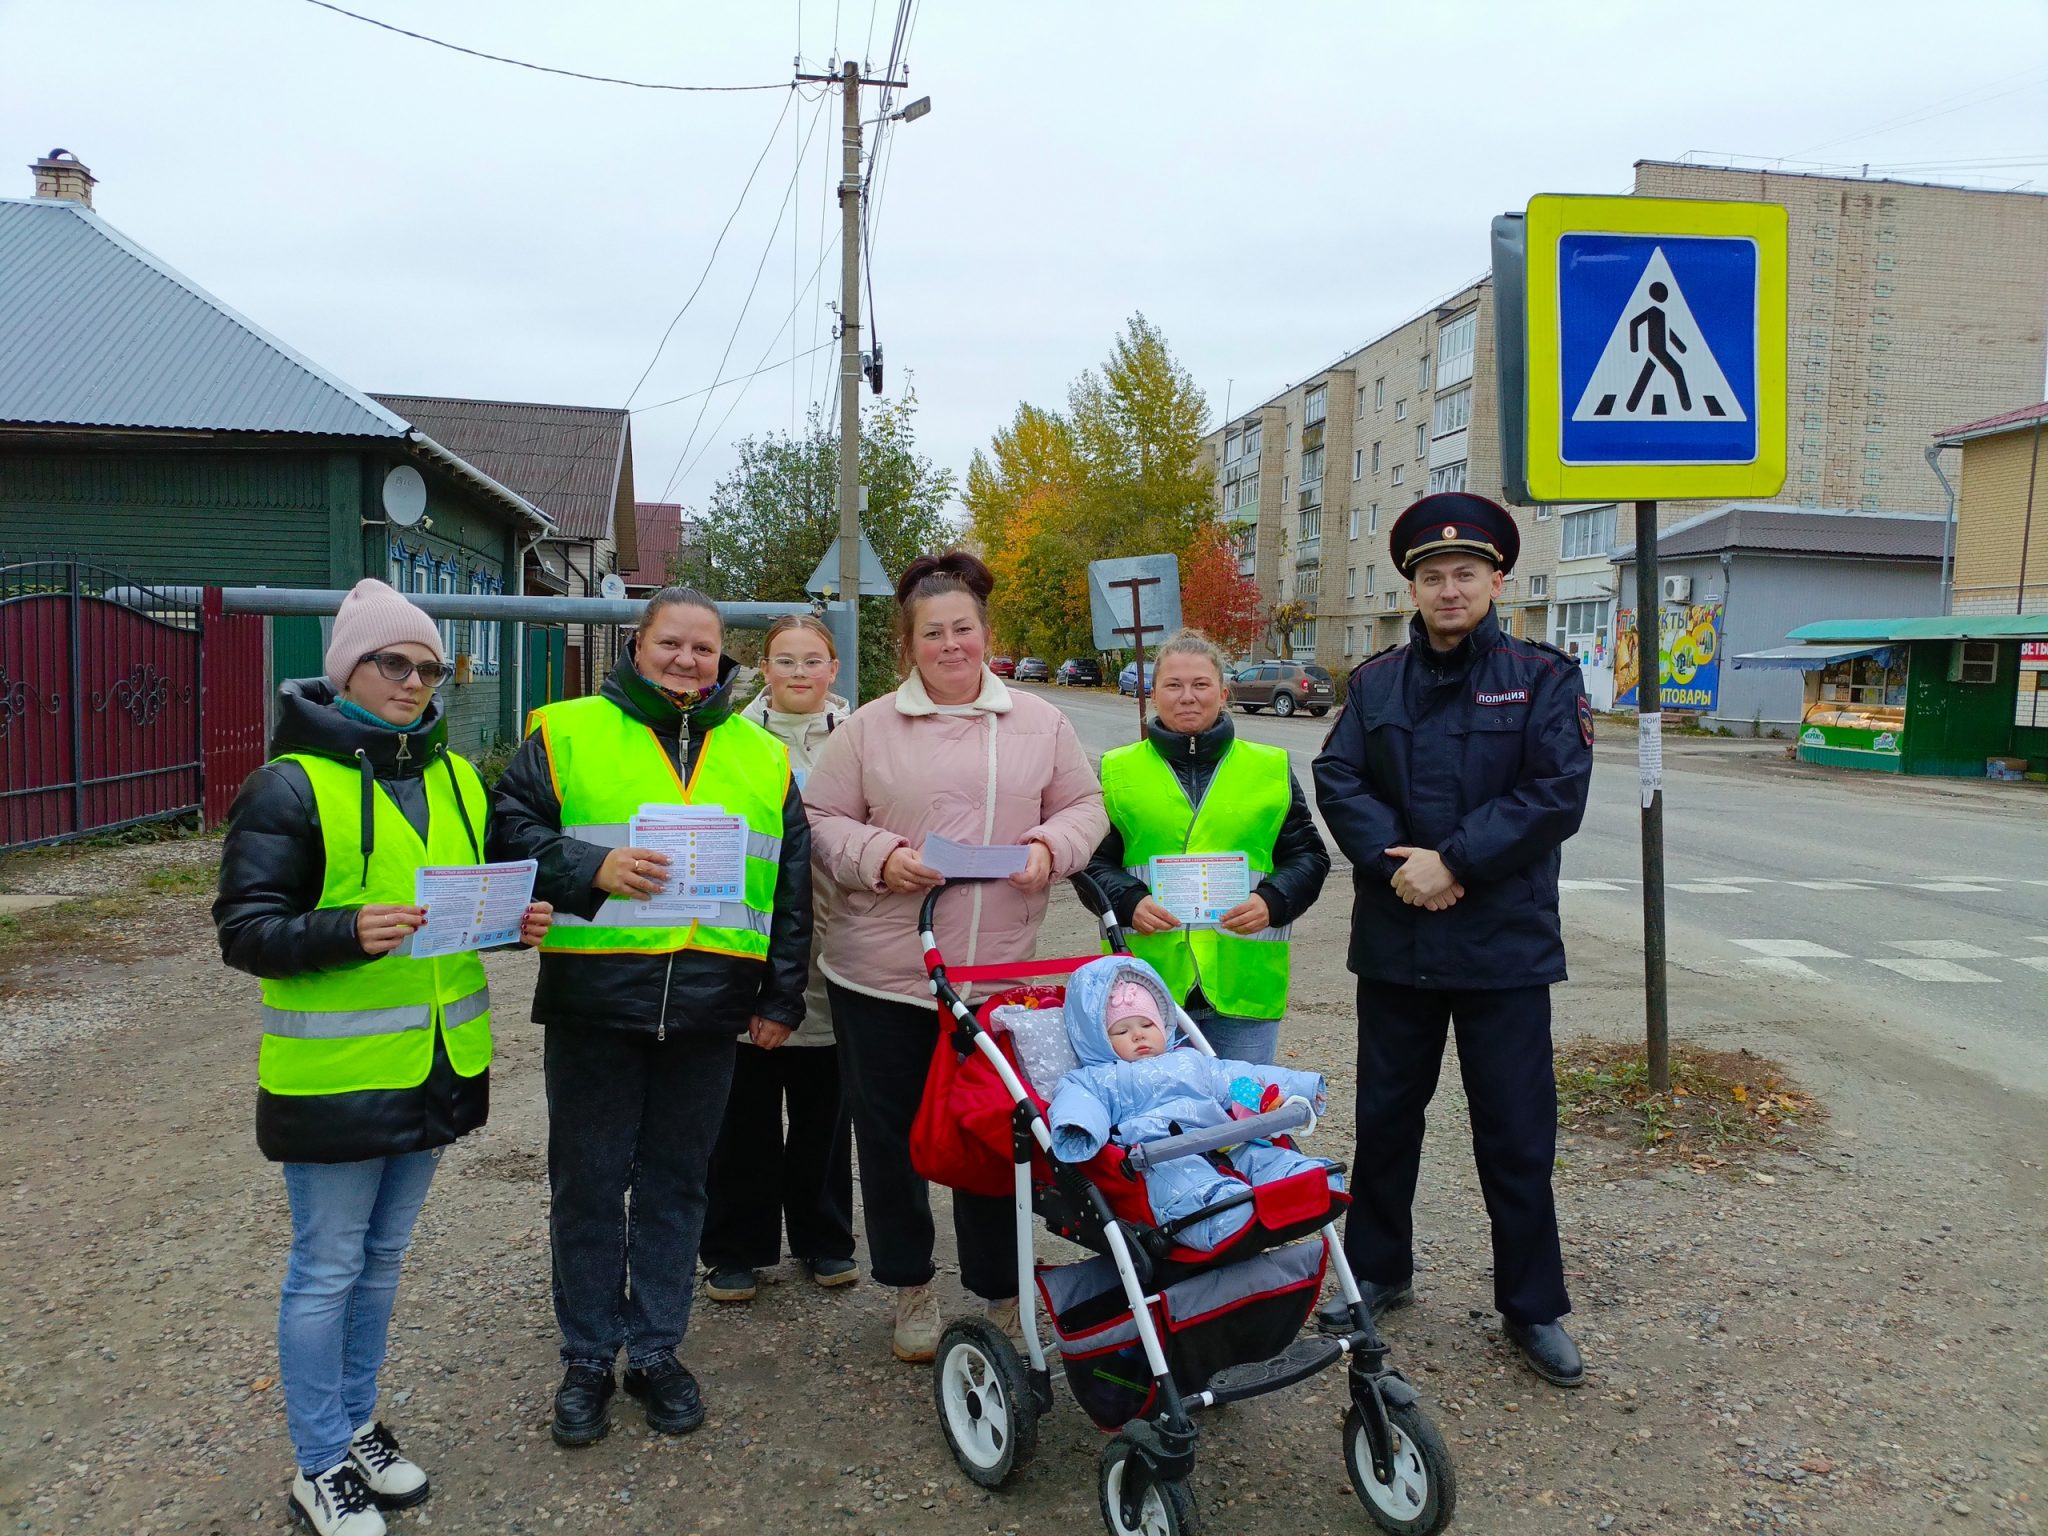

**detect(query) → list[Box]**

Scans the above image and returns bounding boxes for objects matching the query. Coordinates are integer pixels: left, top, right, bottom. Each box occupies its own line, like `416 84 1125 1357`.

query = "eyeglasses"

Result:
362 652 453 688
766 655 833 675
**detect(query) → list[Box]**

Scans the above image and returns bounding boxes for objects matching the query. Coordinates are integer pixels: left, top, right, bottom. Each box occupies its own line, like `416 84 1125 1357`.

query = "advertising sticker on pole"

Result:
1614 599 1727 712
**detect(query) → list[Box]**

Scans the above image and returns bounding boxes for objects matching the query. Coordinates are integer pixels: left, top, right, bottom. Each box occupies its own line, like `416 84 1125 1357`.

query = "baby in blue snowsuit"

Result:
1047 956 1341 1252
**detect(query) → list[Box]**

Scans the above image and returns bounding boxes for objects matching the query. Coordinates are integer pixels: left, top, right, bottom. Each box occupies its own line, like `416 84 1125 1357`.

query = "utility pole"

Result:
835 57 863 645
792 59 924 700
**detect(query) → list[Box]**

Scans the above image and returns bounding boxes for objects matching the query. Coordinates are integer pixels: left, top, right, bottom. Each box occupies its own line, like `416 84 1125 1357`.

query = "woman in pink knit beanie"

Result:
215 574 549 1533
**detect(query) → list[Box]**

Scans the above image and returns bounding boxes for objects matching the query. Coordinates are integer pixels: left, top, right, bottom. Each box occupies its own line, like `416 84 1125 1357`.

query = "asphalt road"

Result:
1023 680 2048 1095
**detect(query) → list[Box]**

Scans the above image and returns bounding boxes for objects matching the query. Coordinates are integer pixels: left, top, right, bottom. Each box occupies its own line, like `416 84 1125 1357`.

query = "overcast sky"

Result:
5 1 2045 524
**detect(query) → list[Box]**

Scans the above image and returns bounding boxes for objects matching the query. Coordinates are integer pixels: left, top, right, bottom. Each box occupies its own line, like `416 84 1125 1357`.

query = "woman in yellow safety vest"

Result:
215 577 551 1536
1083 628 1331 1064
488 586 813 1451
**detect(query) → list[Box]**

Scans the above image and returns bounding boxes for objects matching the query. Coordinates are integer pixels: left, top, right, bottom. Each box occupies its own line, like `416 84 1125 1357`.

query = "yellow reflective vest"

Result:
1100 738 1293 1021
258 752 493 1096
530 694 789 960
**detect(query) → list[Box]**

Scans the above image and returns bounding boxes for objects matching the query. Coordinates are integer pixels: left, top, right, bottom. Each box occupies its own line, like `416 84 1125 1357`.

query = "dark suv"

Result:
1228 660 1335 718
1055 657 1103 688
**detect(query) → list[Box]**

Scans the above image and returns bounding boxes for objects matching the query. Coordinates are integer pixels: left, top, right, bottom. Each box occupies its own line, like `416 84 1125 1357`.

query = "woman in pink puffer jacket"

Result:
805 550 1106 1364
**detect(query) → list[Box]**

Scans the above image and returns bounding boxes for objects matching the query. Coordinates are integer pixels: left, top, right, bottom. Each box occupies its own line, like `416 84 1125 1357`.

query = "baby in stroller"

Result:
1047 956 1342 1252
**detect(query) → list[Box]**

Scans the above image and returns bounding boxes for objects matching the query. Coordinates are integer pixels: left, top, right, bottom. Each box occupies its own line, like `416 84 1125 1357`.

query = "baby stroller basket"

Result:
1038 1240 1328 1431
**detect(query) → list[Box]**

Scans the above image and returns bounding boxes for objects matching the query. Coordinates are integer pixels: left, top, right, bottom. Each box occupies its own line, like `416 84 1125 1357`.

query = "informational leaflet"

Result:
1638 711 1664 809
410 858 537 958
921 833 1030 880
626 803 746 923
1149 852 1252 928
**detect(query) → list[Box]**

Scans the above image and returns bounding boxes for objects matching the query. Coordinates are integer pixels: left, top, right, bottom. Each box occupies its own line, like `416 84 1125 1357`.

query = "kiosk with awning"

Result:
1734 615 2048 777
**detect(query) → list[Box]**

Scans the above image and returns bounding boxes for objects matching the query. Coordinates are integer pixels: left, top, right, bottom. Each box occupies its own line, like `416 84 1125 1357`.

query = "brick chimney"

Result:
31 148 95 207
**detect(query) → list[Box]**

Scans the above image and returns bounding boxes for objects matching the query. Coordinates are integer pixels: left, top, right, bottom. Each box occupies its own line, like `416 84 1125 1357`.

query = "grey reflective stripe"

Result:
552 901 772 936
442 988 490 1027
261 1003 432 1040
567 821 780 863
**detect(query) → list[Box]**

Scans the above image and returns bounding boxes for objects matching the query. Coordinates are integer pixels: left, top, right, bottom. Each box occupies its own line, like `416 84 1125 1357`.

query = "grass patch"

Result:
143 864 218 895
1555 1037 1823 1174
0 894 154 968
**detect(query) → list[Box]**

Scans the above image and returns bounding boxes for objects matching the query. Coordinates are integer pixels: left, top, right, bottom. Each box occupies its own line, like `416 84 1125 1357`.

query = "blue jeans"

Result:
278 1149 441 1475
1187 1009 1281 1067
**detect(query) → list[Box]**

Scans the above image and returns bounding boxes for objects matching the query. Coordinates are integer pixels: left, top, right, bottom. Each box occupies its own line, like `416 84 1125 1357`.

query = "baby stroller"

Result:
909 875 1455 1535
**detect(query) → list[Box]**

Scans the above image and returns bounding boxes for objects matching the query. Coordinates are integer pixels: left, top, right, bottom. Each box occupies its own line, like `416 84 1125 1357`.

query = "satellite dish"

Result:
600 573 627 600
382 465 427 528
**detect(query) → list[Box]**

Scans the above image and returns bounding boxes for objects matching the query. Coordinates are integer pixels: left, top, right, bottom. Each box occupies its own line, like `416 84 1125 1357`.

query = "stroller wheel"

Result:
1345 1400 1456 1534
1099 1434 1199 1536
933 1318 1038 1489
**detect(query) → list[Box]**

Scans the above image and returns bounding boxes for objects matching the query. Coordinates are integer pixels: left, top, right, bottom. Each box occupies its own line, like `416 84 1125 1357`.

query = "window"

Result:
469 570 486 665
1300 445 1324 486
1346 567 1357 598
1242 422 1261 457
1348 505 1359 539
1551 599 1612 656
1419 354 1431 388
1437 309 1477 387
1372 377 1385 409
388 542 408 592
1368 502 1379 533
1344 625 1356 656
1365 564 1376 596
1427 461 1468 493
1415 424 1427 458
1223 431 1240 464
1395 399 1407 421
1383 590 1400 610
1560 504 1618 561
1299 508 1322 543
436 562 457 659
1431 385 1471 437
1371 442 1382 473
1282 475 1289 498
1305 385 1327 427
1530 574 1548 598
1391 464 1404 486
1535 505 1552 521
1352 447 1364 481
1356 384 1370 417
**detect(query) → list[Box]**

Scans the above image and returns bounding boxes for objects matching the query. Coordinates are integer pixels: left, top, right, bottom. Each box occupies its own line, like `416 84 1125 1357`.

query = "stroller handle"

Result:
917 867 1132 963
1121 1100 1316 1172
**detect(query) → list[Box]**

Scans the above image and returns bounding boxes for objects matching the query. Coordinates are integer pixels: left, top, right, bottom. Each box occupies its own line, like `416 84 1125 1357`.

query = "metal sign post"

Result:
1495 193 1788 1094
1106 574 1164 738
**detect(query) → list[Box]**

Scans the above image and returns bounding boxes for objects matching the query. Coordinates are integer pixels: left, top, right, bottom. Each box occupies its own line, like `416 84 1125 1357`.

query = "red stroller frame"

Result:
915 874 1456 1536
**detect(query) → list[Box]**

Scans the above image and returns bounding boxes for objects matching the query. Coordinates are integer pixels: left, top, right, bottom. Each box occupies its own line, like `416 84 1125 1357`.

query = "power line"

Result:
295 0 790 91
1784 66 2048 158
625 88 797 409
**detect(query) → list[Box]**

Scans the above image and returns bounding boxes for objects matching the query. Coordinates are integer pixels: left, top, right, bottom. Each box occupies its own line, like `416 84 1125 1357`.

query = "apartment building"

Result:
1206 163 2048 676
1935 401 2048 616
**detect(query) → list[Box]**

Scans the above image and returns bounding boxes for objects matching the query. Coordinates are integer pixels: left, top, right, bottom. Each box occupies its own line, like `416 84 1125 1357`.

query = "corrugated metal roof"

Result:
0 197 407 437
1613 504 1947 563
371 394 631 544
1789 615 2048 643
1934 400 2048 444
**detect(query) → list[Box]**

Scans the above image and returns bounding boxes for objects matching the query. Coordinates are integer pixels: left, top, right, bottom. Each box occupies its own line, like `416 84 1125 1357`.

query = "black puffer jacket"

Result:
488 647 813 1037
214 679 490 1164
1079 713 1331 935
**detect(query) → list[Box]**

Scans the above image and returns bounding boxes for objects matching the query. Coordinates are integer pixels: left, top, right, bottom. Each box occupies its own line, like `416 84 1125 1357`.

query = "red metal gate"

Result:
1 559 202 850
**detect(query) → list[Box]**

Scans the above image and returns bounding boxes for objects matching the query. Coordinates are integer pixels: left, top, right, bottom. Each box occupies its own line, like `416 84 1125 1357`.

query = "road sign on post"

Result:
1495 194 1786 1095
1089 555 1182 737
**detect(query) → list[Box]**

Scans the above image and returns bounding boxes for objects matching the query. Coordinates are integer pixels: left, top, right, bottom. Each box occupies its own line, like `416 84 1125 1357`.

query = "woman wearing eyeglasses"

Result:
699 613 856 1304
215 577 551 1536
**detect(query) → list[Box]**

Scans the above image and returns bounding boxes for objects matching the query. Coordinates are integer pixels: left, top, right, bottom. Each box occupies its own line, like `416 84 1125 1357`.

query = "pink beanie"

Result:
324 578 445 689
1106 977 1164 1032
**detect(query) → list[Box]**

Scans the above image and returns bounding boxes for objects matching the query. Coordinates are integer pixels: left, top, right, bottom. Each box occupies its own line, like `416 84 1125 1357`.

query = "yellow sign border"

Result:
1525 194 1787 502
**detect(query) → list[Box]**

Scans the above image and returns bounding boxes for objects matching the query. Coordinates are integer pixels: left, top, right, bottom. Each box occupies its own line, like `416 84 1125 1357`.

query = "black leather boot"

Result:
1316 1279 1416 1333
1504 1318 1585 1387
623 1358 706 1434
550 1366 615 1447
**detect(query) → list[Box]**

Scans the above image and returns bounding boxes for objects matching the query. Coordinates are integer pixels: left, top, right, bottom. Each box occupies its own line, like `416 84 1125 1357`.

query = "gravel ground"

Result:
0 839 2041 1535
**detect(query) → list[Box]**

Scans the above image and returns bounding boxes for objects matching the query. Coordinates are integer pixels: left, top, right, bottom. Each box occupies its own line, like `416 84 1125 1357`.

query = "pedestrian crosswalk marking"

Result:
1885 939 2001 960
1560 879 1630 892
1672 881 1749 894
1733 939 1849 958
1571 247 1747 424
1785 879 1877 891
1868 957 1999 984
2014 956 2048 975
1741 957 1826 981
1906 881 2000 892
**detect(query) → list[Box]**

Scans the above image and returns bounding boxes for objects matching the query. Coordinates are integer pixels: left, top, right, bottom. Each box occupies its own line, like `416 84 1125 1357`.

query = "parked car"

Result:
1228 659 1336 718
1055 657 1103 688
1117 660 1155 696
989 655 1017 678
1014 656 1050 682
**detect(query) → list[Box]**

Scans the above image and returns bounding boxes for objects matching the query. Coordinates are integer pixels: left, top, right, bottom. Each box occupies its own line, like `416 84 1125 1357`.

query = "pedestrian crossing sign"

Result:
1523 195 1786 501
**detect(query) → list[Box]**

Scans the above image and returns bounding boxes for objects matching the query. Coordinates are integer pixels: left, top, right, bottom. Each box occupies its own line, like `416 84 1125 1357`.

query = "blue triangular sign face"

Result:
1571 247 1746 425
804 532 891 597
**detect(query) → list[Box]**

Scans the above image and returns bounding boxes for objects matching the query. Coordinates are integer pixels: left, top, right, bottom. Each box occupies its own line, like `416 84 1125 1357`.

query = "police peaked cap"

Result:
1388 492 1520 577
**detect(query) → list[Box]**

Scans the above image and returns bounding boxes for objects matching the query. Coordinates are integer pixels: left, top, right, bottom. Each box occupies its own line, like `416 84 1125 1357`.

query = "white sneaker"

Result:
348 1420 429 1508
892 1283 941 1363
984 1297 1022 1342
288 1462 387 1536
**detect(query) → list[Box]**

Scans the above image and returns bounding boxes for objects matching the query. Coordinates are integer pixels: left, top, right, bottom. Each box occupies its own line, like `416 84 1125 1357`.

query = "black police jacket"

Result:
1313 608 1592 991
214 680 490 1163
1079 713 1330 935
487 647 813 1039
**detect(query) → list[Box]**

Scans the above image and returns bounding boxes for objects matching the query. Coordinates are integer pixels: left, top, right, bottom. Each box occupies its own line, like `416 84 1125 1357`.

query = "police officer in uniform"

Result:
1312 491 1594 1387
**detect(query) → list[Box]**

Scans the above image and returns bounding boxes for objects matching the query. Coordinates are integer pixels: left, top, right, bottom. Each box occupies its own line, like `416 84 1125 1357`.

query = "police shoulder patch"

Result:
1578 694 1595 746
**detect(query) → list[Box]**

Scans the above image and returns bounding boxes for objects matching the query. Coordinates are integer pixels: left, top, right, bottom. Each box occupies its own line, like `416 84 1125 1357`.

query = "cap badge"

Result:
1441 525 1458 540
